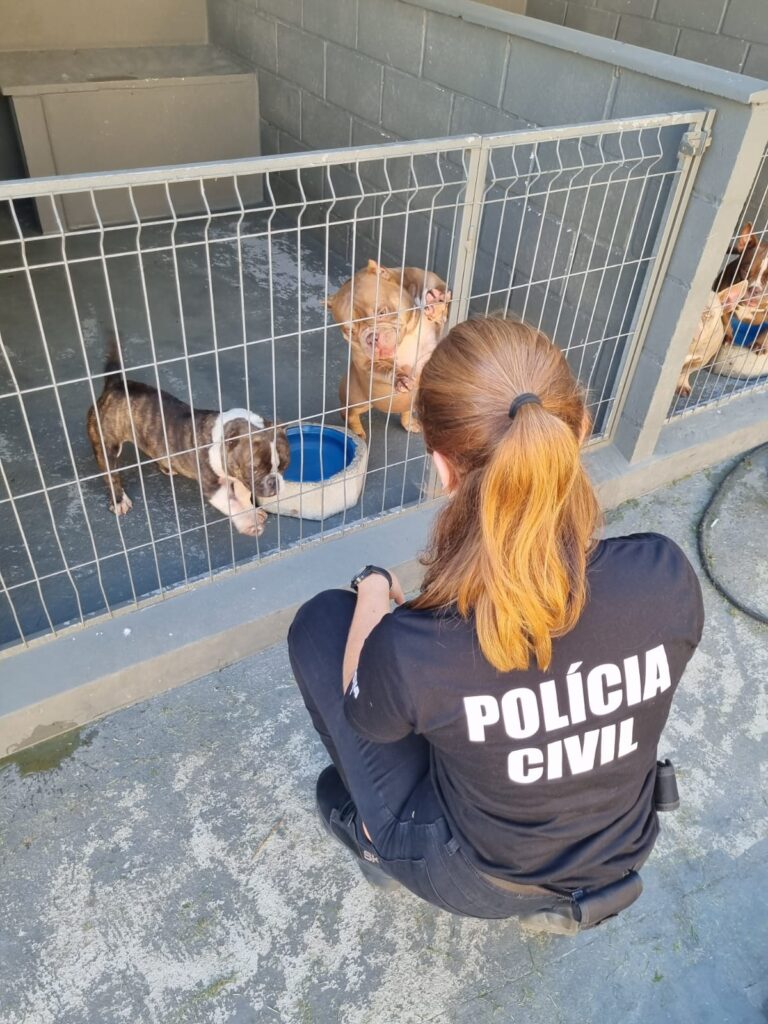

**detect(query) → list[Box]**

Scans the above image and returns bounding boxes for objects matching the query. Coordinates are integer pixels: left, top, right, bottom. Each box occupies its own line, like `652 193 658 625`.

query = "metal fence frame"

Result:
0 110 712 655
4 102 768 668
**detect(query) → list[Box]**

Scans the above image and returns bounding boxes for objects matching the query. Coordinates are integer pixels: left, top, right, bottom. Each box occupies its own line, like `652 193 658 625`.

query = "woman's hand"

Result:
358 569 405 605
342 568 404 691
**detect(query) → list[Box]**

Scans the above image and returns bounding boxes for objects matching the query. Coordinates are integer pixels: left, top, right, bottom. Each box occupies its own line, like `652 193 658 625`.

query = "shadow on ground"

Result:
1 461 766 1024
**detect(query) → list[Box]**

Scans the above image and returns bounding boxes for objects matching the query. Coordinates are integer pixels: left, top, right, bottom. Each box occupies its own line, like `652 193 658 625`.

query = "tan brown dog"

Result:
676 280 747 396
326 260 450 440
87 339 289 536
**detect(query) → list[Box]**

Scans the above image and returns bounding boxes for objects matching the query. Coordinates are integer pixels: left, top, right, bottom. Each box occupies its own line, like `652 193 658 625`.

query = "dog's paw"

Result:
341 413 367 441
675 384 692 398
395 372 416 393
401 412 422 433
234 507 268 537
110 493 133 516
423 287 451 324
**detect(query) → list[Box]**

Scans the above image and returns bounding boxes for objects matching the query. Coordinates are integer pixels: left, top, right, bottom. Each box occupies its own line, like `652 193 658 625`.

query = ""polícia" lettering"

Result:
463 645 671 784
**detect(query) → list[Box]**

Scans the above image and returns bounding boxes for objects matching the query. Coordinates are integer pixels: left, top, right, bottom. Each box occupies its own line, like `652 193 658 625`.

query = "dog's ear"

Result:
736 223 757 252
719 279 748 311
367 259 393 281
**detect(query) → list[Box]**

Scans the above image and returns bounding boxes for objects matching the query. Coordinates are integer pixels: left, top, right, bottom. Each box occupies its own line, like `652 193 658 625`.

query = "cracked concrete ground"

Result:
1 458 767 1024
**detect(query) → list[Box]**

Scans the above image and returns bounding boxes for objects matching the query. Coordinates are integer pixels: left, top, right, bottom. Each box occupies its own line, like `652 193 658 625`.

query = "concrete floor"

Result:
667 360 768 417
0 206 427 647
1 459 766 1024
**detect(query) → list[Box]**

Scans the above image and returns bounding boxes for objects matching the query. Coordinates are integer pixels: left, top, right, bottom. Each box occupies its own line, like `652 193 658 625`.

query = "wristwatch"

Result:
350 565 393 592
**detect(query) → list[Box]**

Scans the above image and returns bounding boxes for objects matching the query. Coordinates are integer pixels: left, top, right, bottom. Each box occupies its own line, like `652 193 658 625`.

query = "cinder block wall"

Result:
207 0 539 165
526 0 768 79
206 0 546 326
204 0 627 274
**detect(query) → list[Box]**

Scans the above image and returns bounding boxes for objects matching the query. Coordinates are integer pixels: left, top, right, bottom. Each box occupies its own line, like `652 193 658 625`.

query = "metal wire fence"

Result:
668 142 768 419
0 112 703 649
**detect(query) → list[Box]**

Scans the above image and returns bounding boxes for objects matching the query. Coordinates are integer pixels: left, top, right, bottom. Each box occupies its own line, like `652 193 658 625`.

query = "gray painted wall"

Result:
526 0 768 79
0 98 24 180
521 0 768 294
0 0 209 183
521 0 768 239
0 0 208 51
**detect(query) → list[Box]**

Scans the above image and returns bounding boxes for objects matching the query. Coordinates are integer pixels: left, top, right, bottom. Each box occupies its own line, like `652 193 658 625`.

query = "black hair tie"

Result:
508 393 542 419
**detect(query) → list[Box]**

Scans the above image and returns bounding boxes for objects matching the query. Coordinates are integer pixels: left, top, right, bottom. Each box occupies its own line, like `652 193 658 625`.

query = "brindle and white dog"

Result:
87 338 289 536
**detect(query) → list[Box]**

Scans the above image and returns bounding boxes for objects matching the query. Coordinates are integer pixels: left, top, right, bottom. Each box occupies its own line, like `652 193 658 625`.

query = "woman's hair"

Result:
412 317 601 673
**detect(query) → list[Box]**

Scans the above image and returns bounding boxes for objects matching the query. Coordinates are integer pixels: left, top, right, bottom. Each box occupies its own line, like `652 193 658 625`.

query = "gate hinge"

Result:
678 129 711 158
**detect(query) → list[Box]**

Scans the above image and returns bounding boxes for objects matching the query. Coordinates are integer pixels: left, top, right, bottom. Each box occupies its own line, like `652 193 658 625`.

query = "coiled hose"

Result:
696 442 768 624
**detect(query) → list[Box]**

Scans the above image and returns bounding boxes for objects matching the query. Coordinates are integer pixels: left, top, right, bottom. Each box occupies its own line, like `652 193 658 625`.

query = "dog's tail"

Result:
102 331 124 389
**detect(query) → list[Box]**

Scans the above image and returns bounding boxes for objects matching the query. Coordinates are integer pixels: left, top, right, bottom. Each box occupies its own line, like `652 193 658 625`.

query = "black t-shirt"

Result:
345 533 704 891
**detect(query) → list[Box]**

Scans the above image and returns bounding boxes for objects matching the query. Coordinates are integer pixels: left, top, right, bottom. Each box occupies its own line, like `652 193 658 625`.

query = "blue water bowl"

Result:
284 424 357 483
730 315 768 348
258 424 368 520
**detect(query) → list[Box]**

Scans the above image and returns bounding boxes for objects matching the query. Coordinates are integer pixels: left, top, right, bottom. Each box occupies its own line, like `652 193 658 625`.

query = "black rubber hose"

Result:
695 441 768 625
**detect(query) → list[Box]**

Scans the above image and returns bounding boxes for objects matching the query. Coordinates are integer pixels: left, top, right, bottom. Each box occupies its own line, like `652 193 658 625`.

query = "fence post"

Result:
424 139 489 500
447 140 490 326
611 101 768 464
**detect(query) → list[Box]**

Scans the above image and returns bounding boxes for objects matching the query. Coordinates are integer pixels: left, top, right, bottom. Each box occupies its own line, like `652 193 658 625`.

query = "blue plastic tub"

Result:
284 424 357 483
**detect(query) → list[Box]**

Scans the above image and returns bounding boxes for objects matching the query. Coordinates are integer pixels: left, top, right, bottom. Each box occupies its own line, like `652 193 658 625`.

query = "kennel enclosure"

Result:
0 112 708 651
1 0 767 755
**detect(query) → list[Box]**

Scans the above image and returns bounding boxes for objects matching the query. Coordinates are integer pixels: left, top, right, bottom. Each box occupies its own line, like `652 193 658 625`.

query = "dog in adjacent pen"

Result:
714 222 768 353
677 221 768 396
87 336 289 536
326 260 451 440
675 279 747 396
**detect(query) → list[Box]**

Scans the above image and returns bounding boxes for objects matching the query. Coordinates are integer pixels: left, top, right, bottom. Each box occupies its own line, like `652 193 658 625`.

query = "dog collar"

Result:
208 408 266 478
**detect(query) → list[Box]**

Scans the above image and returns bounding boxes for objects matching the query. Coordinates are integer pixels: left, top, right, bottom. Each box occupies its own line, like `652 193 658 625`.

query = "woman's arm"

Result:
342 571 404 693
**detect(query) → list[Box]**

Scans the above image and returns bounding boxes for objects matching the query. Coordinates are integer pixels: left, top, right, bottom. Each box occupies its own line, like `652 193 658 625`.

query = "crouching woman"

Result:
287 317 703 931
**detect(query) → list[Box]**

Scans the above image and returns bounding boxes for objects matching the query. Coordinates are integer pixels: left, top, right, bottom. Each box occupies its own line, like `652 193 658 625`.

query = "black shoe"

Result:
315 765 400 890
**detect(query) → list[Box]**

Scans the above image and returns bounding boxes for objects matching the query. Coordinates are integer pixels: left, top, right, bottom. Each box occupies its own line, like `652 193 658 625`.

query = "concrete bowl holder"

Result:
257 424 368 521
711 343 768 379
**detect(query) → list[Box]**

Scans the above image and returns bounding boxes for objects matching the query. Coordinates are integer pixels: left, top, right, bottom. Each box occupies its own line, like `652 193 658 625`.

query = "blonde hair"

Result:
413 317 601 672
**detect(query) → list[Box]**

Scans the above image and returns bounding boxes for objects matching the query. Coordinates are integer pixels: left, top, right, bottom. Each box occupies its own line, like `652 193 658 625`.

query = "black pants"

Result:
287 589 572 920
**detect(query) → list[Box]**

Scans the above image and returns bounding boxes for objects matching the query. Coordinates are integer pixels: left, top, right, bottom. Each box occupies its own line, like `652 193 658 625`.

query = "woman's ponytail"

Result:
470 402 594 670
413 317 601 673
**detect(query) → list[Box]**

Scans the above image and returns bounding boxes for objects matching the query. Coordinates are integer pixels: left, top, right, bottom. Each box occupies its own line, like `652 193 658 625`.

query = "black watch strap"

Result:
350 565 393 592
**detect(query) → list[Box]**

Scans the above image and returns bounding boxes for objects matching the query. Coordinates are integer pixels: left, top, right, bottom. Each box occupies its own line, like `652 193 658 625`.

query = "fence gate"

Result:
0 110 706 652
